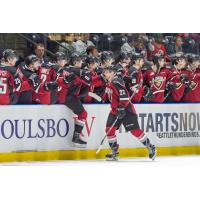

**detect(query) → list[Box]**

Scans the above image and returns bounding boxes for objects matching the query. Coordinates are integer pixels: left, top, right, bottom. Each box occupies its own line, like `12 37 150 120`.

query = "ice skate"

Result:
106 144 119 161
72 132 87 148
147 144 156 160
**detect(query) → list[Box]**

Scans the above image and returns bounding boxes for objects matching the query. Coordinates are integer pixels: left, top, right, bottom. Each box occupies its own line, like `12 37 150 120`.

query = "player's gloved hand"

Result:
130 84 139 93
143 87 154 102
64 73 76 83
95 67 103 75
166 82 177 90
123 76 132 83
180 74 189 83
45 82 58 90
56 69 63 78
81 70 92 84
184 84 191 93
116 106 126 120
29 73 40 89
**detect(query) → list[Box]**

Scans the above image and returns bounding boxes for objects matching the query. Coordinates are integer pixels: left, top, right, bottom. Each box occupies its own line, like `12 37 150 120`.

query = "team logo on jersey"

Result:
41 68 50 74
105 87 113 101
190 81 198 90
153 76 165 89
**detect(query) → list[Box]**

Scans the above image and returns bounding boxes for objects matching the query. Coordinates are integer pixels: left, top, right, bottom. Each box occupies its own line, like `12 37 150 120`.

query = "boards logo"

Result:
74 116 96 136
0 118 69 139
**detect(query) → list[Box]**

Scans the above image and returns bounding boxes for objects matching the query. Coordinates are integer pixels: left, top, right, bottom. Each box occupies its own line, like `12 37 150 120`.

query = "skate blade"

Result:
106 157 119 161
150 150 157 161
72 143 87 148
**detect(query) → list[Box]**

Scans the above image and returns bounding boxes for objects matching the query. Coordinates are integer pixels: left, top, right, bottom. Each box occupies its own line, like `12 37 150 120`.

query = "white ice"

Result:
1 155 200 165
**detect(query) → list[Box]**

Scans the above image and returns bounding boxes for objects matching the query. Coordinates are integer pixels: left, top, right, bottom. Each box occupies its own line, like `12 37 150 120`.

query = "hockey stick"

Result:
96 117 119 154
129 80 143 100
88 92 102 102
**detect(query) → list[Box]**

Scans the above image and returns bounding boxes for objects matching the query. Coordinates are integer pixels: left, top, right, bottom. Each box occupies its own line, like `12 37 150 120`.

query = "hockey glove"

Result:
143 87 154 102
116 106 126 120
166 82 177 91
29 73 40 90
180 74 189 84
130 84 139 93
64 73 76 83
45 82 58 91
81 70 92 84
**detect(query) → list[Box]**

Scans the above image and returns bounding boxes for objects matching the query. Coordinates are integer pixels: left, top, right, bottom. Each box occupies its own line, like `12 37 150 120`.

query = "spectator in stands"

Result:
34 43 49 64
167 36 184 55
134 39 147 59
147 34 169 61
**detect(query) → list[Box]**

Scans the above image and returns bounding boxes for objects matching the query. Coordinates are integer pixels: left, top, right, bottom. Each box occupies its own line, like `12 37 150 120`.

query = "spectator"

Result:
167 36 184 55
34 43 49 64
147 34 169 61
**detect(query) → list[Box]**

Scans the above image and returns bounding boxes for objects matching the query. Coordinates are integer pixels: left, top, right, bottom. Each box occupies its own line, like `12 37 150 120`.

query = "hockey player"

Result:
16 55 41 104
164 54 188 102
0 49 21 105
33 58 58 104
56 53 92 146
100 51 114 69
125 53 144 103
103 65 156 161
115 52 132 77
143 54 169 103
182 54 200 102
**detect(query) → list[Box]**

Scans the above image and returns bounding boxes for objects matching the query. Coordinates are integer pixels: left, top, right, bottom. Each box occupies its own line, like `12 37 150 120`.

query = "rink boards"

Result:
0 104 200 162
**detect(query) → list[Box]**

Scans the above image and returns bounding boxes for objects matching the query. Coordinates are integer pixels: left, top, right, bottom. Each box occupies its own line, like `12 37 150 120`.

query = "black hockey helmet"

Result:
2 49 18 62
100 51 113 63
186 53 199 64
104 65 117 72
70 53 82 65
118 52 130 62
132 53 144 61
25 54 40 66
152 54 165 65
85 56 97 65
54 52 67 62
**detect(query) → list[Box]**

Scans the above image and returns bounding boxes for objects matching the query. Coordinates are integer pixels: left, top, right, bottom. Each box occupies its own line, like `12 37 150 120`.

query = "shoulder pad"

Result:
112 76 124 86
2 66 17 75
128 66 137 76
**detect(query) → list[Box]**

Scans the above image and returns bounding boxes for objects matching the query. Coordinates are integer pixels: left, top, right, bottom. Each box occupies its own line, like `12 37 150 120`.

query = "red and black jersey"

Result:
105 76 136 115
83 71 107 103
16 63 38 93
182 68 200 102
57 66 91 103
165 66 186 102
146 67 171 103
38 62 58 83
126 66 144 103
0 64 21 105
32 63 58 104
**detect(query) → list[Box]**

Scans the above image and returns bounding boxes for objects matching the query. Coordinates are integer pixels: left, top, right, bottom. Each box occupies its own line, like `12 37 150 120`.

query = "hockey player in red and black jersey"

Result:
82 55 108 103
56 53 92 147
164 54 188 102
0 49 21 105
103 65 156 161
125 53 144 103
182 54 200 102
33 58 58 104
143 54 169 103
16 55 41 104
115 52 131 77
